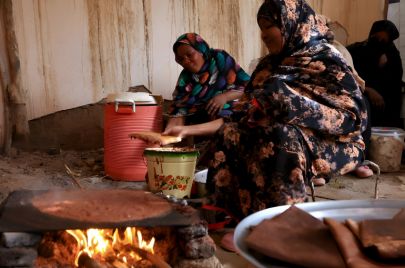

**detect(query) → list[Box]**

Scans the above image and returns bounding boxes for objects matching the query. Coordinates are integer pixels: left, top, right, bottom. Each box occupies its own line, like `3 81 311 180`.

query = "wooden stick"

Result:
131 247 171 268
64 164 82 188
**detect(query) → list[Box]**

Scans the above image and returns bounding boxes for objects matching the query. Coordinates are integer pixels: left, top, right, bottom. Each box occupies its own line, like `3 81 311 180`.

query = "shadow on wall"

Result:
14 98 173 152
15 102 105 152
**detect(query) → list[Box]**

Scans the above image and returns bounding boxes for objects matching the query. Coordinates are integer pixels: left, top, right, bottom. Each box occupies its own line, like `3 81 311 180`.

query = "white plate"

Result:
234 199 405 268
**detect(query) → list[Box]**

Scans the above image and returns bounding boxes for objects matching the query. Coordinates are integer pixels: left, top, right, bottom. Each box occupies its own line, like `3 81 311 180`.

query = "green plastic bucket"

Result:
144 147 198 198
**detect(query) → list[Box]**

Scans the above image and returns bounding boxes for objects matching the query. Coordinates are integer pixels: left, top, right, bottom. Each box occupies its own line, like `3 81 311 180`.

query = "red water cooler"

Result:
104 92 163 181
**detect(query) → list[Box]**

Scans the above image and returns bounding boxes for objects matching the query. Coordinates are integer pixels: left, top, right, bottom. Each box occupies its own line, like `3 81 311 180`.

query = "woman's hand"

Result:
206 94 228 116
162 125 188 139
365 87 385 109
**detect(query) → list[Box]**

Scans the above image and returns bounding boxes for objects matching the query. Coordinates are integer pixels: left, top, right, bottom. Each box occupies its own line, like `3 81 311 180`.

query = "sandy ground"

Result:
0 149 404 268
0 149 147 203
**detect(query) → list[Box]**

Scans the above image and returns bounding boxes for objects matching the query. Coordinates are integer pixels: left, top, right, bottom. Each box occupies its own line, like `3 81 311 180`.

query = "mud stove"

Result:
0 189 222 267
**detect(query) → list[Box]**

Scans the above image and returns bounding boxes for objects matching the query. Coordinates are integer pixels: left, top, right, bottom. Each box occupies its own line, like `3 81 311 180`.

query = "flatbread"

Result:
31 189 172 223
244 206 345 268
129 131 182 145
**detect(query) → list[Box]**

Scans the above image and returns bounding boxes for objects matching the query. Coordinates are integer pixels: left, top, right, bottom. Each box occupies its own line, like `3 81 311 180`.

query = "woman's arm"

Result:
164 116 185 132
163 118 224 138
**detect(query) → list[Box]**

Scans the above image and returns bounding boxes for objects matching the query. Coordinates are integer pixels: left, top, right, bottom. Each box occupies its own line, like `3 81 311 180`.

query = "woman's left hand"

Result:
206 94 227 116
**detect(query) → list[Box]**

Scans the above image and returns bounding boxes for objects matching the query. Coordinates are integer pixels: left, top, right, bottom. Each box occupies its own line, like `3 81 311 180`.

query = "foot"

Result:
353 165 373 178
312 177 326 186
220 231 237 252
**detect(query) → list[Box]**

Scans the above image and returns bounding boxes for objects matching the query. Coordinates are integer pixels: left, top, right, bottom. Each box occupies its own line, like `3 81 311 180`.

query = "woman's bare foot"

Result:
353 165 373 178
220 231 237 252
312 177 326 186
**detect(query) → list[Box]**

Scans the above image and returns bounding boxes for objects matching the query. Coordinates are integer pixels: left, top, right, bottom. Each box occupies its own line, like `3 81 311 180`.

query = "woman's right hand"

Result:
162 125 188 139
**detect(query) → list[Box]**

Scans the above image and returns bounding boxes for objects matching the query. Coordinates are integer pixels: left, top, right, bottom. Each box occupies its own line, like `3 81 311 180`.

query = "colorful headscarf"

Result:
246 0 367 144
169 33 250 118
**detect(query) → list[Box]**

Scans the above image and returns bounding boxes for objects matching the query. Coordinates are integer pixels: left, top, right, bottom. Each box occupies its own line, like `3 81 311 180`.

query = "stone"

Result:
177 220 208 241
174 255 223 268
182 235 216 259
1 232 42 248
0 247 37 267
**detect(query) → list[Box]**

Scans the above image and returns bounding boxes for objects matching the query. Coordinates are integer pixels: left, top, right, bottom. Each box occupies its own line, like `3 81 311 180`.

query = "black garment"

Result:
347 25 403 128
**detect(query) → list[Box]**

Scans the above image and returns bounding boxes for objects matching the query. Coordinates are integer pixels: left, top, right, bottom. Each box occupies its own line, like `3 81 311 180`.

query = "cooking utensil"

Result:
0 189 199 232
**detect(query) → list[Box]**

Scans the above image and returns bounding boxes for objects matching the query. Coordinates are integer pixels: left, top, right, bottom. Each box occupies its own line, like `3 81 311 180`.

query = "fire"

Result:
66 227 155 267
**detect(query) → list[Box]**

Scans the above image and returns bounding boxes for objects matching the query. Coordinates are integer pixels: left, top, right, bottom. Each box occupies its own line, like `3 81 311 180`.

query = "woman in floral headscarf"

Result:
202 0 367 220
163 33 250 139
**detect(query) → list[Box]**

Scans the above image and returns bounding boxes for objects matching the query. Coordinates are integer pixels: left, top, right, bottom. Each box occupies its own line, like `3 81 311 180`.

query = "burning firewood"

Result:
78 253 107 268
131 247 171 268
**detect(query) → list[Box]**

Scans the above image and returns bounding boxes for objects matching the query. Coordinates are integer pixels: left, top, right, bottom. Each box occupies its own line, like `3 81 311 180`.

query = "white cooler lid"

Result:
106 92 156 104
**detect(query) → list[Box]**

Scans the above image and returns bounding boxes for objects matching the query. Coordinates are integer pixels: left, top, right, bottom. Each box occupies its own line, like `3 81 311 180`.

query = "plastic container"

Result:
104 92 162 181
369 127 405 172
144 147 199 198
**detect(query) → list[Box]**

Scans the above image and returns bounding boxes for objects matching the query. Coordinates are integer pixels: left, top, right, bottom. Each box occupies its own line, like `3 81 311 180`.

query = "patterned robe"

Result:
206 0 368 219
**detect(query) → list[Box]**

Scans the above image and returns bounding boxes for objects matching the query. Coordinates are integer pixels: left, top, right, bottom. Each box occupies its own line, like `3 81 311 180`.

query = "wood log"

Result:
0 1 12 154
78 253 107 268
131 247 171 268
1 0 29 152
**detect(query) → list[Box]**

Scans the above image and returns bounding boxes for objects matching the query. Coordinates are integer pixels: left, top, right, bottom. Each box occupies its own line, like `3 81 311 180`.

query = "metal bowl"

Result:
234 199 405 268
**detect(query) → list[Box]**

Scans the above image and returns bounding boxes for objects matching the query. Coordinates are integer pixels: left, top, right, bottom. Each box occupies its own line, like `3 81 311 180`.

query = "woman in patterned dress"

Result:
165 0 367 220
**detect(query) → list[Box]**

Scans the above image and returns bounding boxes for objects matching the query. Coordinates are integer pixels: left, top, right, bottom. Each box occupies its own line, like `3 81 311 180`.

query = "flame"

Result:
66 227 155 267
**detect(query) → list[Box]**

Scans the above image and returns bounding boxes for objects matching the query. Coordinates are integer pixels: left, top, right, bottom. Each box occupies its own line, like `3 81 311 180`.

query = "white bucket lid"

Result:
106 92 156 104
371 127 405 137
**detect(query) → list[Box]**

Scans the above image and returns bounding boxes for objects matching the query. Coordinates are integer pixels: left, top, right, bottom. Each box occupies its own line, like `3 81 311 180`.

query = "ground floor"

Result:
0 149 404 267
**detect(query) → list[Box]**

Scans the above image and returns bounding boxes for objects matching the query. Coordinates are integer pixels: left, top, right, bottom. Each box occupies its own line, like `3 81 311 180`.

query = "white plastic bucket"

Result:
144 148 198 198
369 127 405 172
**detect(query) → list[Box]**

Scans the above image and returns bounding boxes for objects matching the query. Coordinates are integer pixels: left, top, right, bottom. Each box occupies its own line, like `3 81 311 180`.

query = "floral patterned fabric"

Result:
168 33 250 121
206 0 368 219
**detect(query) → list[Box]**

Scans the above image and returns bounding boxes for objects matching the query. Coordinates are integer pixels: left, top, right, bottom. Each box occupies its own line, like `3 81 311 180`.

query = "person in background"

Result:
163 33 250 146
347 20 403 129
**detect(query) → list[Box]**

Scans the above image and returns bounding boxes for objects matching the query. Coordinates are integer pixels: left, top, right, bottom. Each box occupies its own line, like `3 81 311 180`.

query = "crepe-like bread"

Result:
129 131 182 145
358 211 405 260
32 189 172 223
244 206 345 268
325 218 404 268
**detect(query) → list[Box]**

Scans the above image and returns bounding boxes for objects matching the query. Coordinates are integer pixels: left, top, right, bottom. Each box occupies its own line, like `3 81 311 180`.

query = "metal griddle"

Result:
0 190 199 232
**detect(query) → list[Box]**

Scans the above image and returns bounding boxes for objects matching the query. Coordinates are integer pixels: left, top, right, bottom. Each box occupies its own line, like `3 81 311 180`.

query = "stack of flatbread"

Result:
129 131 182 146
245 206 405 268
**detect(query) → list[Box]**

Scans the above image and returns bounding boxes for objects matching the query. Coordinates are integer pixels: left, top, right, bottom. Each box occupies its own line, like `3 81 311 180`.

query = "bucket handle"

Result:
115 99 135 113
